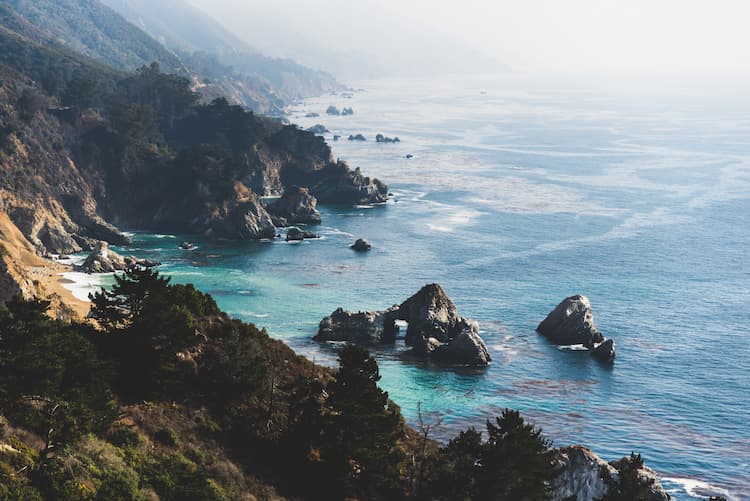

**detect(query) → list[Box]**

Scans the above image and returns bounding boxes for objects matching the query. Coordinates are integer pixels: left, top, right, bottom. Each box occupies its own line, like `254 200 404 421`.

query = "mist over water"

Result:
80 75 750 500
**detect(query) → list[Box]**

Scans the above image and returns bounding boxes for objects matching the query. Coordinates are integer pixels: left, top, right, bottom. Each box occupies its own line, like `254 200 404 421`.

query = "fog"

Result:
188 0 750 92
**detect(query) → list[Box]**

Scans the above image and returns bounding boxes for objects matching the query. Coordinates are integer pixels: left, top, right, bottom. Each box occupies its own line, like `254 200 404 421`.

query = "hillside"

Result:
2 0 186 74
102 0 343 105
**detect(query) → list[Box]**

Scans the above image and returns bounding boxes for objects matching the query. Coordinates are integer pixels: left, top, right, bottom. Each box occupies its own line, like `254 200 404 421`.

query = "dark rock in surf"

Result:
351 238 371 251
591 338 616 363
306 124 329 135
286 227 318 241
348 134 366 141
315 306 400 344
537 295 604 348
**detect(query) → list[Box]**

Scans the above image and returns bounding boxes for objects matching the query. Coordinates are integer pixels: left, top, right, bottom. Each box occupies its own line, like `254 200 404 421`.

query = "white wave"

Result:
153 234 177 239
661 477 738 501
58 271 109 301
558 344 589 351
237 311 269 319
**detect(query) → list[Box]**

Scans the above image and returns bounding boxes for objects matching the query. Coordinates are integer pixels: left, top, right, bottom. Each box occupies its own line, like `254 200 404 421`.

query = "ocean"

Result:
66 76 750 500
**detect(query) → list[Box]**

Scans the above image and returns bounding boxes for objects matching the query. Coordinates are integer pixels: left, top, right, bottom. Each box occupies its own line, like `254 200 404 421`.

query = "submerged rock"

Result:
351 238 371 251
78 241 159 273
537 295 604 348
316 283 491 366
286 227 318 241
305 112 320 118
266 186 322 226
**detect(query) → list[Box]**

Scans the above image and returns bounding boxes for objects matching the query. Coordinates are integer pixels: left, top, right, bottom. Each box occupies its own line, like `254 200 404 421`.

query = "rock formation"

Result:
315 284 491 366
551 446 669 501
348 134 367 141
537 295 616 362
304 164 388 205
351 238 371 251
376 134 400 143
326 105 341 115
266 186 322 226
78 241 159 273
315 306 400 344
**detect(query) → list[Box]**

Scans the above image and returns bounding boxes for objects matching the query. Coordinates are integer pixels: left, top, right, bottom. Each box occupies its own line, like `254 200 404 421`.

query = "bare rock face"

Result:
551 446 670 501
552 446 612 501
351 238 371 251
285 227 318 241
537 295 604 347
78 241 159 273
315 284 491 366
315 306 399 344
204 183 276 240
266 186 321 226
306 163 388 205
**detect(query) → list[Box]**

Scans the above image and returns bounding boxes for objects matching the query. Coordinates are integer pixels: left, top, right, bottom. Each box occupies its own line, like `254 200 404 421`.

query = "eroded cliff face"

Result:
0 76 130 255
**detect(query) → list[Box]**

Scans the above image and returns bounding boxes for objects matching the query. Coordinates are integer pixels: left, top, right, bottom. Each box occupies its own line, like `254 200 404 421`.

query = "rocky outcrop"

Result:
305 112 320 118
326 105 341 116
537 295 603 347
285 227 318 241
376 134 400 143
78 241 159 273
551 446 670 501
315 306 400 344
351 238 371 251
266 186 321 226
305 164 388 205
315 284 491 366
306 124 329 135
348 134 366 141
202 183 276 240
552 446 612 501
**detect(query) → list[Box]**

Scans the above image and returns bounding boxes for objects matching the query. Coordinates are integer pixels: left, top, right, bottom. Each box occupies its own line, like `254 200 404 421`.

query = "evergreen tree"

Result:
601 452 655 501
318 345 405 500
477 409 556 500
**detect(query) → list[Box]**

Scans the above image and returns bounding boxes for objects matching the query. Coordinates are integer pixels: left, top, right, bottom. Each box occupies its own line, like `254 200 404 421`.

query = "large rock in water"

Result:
266 186 322 226
78 242 159 273
315 284 491 366
537 295 604 348
315 306 399 344
398 284 462 345
551 446 670 501
592 338 616 363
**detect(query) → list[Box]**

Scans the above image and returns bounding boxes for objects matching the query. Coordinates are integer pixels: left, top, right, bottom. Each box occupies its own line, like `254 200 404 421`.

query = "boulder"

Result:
348 134 367 141
537 295 604 348
326 105 341 116
305 112 320 118
315 306 399 344
351 238 371 251
266 186 322 226
286 227 318 241
78 241 159 273
342 107 354 116
333 134 341 141
591 338 616 363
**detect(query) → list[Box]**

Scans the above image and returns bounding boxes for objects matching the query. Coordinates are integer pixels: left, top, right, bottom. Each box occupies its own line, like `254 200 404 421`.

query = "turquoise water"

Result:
110 77 749 500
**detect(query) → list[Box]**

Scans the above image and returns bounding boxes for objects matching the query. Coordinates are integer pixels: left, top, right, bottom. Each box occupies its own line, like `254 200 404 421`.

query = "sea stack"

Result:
537 295 616 362
315 284 491 366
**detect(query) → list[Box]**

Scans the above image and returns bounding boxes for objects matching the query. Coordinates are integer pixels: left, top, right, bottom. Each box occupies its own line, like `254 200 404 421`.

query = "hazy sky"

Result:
189 0 750 88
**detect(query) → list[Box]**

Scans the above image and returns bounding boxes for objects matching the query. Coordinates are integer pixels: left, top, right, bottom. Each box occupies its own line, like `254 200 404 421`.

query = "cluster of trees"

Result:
0 268 661 500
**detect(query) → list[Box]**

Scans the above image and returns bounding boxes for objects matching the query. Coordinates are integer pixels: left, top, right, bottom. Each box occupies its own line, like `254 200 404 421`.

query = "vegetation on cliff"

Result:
0 269 661 500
